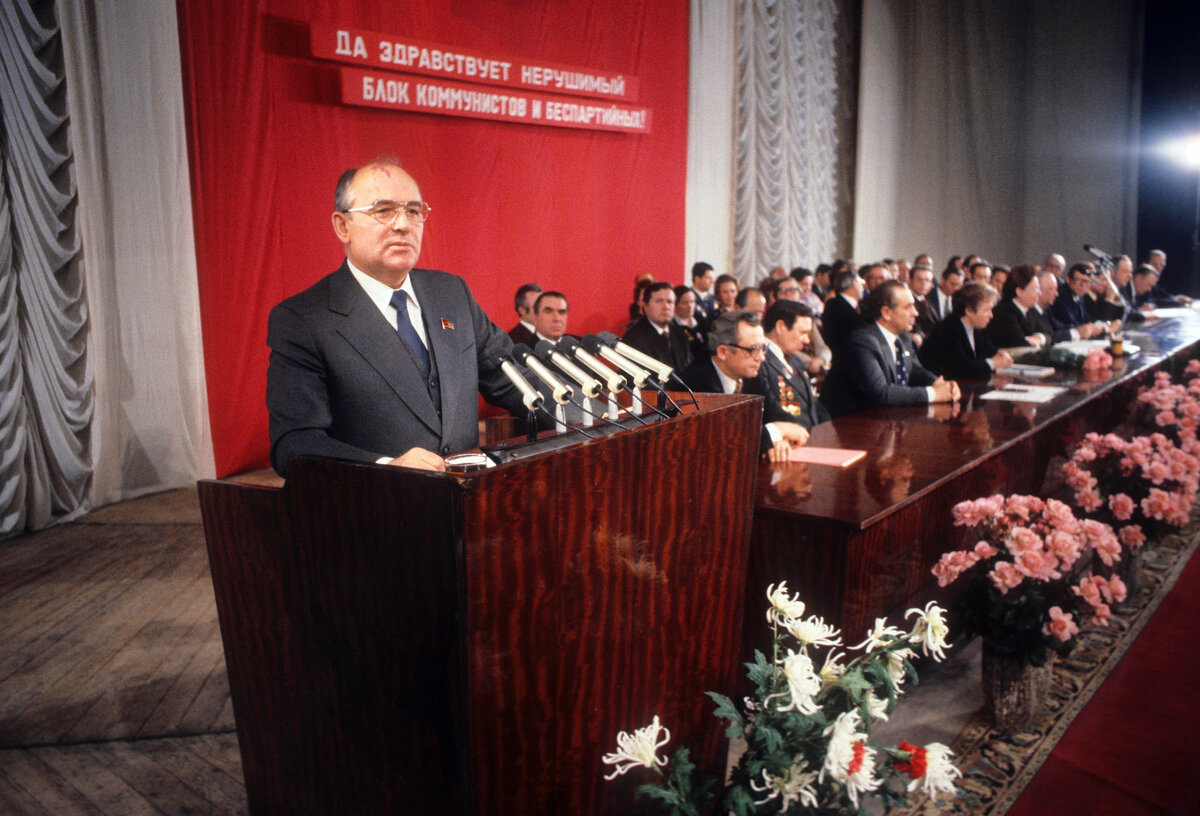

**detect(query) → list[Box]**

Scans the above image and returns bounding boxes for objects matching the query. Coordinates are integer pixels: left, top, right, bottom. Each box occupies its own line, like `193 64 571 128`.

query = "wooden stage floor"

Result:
0 488 248 815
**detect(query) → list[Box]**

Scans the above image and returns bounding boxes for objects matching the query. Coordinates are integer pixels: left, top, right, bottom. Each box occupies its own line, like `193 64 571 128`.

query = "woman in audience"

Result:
986 264 1048 349
673 284 707 357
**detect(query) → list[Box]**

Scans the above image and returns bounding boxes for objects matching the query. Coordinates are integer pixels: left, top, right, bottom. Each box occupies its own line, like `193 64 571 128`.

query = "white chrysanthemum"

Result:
885 648 914 692
773 649 822 714
864 689 891 722
906 601 951 661
783 614 842 649
818 649 846 688
602 715 670 780
749 761 820 812
851 617 905 652
820 710 881 807
766 581 806 625
907 743 962 799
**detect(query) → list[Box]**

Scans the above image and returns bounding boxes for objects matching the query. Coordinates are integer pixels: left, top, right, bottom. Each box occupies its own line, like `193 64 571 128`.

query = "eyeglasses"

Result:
727 343 768 357
341 200 431 225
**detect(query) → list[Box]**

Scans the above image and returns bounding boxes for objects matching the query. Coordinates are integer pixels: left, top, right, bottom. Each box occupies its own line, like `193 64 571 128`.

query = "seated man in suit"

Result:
680 310 809 460
918 282 1013 379
819 280 960 418
1034 269 1102 342
746 300 831 429
1133 263 1192 309
909 264 938 347
622 281 694 372
267 155 529 477
1052 264 1119 336
987 264 1050 349
820 268 865 359
1141 249 1193 305
530 290 571 346
508 282 542 344
931 266 963 322
690 261 717 322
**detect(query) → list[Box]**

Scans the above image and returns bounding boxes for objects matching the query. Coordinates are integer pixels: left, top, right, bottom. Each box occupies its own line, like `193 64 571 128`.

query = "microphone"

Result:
1084 244 1123 299
533 340 604 399
582 334 653 388
559 336 628 393
512 343 573 405
595 331 674 383
498 355 544 412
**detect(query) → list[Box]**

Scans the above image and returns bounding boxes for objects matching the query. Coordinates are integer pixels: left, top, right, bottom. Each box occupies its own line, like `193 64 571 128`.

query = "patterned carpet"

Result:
893 519 1200 815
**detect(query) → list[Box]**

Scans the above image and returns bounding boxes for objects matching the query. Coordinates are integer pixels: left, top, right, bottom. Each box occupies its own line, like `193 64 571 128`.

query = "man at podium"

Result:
266 155 528 477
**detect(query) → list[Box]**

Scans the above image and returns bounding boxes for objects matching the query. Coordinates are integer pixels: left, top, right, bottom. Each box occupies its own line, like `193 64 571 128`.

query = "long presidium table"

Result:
745 308 1200 648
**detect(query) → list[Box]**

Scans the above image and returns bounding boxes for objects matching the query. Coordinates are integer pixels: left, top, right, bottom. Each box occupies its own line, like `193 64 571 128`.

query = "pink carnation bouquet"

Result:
1136 369 1200 450
933 494 1124 666
1063 430 1199 544
1081 349 1114 375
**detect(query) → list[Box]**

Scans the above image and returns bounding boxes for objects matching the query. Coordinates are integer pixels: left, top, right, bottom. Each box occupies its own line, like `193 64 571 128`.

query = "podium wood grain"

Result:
199 393 761 815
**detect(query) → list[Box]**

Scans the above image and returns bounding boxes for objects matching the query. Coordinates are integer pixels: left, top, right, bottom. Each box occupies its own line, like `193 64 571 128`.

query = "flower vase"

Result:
981 641 1053 737
1118 545 1145 596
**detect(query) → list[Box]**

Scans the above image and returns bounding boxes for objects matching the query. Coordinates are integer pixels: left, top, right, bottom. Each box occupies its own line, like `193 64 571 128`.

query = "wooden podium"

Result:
198 393 761 815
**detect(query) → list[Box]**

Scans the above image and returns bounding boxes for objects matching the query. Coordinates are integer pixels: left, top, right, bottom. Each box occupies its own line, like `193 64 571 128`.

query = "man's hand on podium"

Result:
767 421 809 462
388 447 447 472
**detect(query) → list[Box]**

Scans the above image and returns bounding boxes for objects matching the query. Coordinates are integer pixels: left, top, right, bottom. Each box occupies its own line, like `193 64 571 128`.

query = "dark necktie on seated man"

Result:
895 337 908 385
390 289 431 374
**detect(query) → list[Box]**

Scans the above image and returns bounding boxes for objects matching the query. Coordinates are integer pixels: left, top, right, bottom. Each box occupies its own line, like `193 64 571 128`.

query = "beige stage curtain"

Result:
853 0 1143 267
0 1 92 538
686 1 737 280
732 0 859 283
60 0 215 507
0 1 213 539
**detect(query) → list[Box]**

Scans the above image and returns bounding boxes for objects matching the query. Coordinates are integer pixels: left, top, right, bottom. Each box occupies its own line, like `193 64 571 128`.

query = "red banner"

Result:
312 22 639 102
342 68 651 133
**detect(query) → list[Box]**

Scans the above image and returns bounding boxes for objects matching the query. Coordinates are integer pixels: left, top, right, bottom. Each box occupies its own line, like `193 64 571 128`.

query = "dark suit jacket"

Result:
918 316 997 380
622 316 694 372
266 263 524 476
679 356 771 452
912 295 938 341
820 295 862 359
987 298 1041 348
1051 289 1090 328
1032 305 1075 343
508 322 535 346
1134 283 1182 309
1084 291 1125 322
745 350 831 429
819 324 936 418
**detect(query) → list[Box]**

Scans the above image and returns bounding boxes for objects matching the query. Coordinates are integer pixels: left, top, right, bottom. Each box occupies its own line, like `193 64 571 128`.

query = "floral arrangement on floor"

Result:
1136 368 1200 449
602 584 961 815
932 494 1125 666
1063 430 1200 543
1018 346 1113 372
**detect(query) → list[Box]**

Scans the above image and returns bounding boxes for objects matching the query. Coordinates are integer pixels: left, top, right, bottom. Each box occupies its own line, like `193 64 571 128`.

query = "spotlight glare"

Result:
1161 133 1200 169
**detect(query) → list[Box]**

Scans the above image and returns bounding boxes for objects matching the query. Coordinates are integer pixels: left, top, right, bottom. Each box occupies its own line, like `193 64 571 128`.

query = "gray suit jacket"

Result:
267 263 524 476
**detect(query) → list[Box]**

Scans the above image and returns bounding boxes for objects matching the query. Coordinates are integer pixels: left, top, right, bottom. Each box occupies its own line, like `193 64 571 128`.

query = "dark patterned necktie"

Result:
389 289 430 374
894 337 908 385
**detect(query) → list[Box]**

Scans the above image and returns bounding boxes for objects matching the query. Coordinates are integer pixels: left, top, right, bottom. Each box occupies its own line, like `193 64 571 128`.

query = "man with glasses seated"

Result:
266 154 528 477
679 310 810 461
819 280 960 418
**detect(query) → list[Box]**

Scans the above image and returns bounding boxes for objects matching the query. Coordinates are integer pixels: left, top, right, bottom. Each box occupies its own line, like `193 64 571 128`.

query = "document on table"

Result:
787 446 867 467
1145 307 1194 319
980 384 1068 403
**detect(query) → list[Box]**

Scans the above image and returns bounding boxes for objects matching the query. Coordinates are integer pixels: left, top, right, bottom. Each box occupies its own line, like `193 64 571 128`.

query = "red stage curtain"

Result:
176 0 689 476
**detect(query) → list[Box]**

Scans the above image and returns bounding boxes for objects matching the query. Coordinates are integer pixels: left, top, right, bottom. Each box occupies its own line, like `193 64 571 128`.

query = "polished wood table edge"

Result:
753 314 1200 528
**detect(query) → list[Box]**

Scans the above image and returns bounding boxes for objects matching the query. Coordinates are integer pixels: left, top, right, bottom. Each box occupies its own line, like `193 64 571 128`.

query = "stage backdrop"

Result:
176 0 689 477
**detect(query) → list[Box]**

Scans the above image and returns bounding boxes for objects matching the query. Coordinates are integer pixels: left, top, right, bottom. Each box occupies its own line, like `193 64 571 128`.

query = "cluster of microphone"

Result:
496 332 692 433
